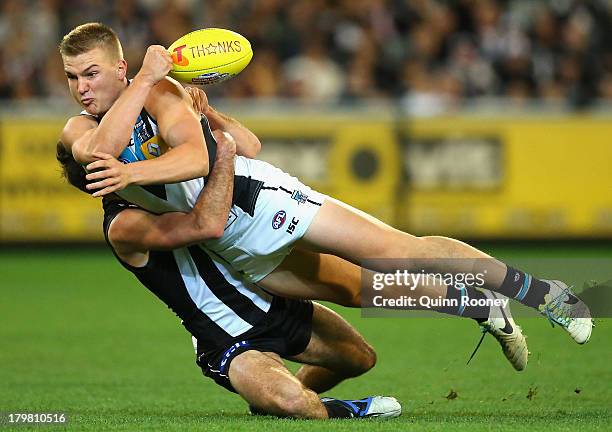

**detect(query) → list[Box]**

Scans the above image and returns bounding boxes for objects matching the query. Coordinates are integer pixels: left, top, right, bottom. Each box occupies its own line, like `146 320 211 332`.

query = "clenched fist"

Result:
136 45 174 86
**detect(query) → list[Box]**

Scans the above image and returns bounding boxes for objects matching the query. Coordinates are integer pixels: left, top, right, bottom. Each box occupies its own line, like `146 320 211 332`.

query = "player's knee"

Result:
355 343 377 375
343 289 362 307
385 235 452 266
382 232 431 261
364 344 377 371
342 342 377 377
420 235 466 258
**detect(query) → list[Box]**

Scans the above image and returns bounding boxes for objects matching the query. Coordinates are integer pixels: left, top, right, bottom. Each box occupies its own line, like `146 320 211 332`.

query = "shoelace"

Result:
543 287 575 328
466 325 489 365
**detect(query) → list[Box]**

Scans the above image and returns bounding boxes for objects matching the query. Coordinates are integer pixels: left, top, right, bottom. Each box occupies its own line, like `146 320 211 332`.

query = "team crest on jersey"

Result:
286 217 299 235
272 210 287 230
291 189 308 204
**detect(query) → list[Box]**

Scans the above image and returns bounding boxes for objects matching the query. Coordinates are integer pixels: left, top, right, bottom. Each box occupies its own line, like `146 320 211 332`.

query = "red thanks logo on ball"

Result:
171 45 189 66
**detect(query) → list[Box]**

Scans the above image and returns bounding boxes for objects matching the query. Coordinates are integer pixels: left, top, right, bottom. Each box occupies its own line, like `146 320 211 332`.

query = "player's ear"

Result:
116 59 127 80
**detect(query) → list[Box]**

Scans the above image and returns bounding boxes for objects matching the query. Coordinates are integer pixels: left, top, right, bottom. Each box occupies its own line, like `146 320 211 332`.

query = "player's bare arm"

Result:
107 130 236 266
185 86 262 158
115 77 211 184
84 78 210 192
86 87 259 195
62 45 173 164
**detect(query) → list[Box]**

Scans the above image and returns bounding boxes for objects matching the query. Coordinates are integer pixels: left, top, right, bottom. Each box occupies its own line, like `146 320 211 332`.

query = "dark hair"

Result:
56 141 91 194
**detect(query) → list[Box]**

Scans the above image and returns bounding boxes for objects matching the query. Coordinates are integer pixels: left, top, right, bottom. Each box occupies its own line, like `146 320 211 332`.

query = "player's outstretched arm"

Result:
185 86 262 158
107 130 235 256
63 45 174 164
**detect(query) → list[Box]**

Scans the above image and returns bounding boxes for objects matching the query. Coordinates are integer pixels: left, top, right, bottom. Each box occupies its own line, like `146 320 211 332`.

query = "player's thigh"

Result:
298 197 427 265
290 303 376 374
228 350 302 406
258 250 362 306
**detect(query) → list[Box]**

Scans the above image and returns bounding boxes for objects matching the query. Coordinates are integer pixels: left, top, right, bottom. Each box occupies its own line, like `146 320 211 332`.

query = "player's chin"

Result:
82 103 99 116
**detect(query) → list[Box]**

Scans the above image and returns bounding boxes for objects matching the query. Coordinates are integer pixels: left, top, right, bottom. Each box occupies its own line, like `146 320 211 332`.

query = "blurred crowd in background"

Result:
2 0 612 113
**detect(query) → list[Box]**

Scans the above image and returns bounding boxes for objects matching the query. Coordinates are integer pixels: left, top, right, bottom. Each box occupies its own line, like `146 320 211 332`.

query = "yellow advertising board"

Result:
0 118 103 242
245 115 400 223
0 115 400 242
1 114 611 242
396 117 612 238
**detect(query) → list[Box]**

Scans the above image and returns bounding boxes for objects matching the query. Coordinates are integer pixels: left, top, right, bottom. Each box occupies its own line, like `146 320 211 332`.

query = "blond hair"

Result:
59 22 123 60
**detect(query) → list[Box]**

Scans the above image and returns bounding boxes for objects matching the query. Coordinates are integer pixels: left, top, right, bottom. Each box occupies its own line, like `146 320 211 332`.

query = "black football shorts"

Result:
195 297 313 393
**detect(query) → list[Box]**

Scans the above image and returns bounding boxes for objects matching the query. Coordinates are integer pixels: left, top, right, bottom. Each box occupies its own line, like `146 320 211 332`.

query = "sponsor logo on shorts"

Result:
291 189 308 204
272 210 287 229
286 217 299 235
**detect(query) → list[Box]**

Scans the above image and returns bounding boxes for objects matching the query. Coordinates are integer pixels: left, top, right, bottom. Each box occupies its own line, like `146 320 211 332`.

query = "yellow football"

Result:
168 28 253 85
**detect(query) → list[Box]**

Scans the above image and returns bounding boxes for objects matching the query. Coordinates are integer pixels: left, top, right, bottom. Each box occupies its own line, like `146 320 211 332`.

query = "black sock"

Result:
437 285 490 321
498 267 551 309
322 399 354 419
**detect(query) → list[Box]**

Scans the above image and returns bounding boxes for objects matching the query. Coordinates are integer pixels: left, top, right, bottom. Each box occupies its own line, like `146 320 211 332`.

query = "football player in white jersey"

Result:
58 23 591 371
59 123 404 419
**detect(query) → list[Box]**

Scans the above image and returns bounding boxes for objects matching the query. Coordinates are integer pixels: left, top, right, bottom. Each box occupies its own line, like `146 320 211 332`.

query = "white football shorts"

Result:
203 156 327 283
117 156 326 283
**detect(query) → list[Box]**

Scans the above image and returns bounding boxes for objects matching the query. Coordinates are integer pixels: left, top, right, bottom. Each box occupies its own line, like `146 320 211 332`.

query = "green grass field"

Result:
1 245 611 431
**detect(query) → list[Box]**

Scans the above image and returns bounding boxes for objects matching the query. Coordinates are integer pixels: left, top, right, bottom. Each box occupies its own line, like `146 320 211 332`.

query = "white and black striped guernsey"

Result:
102 196 273 348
